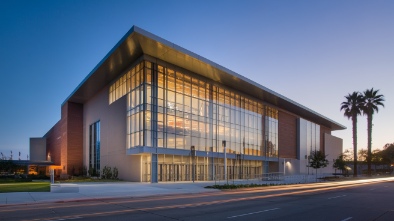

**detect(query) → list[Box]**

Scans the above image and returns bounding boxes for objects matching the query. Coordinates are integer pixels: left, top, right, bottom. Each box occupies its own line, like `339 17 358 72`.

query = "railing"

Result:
143 172 334 184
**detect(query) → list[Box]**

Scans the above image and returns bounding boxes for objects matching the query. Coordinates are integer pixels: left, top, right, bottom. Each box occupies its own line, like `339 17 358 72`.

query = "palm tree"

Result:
362 88 384 176
341 92 364 177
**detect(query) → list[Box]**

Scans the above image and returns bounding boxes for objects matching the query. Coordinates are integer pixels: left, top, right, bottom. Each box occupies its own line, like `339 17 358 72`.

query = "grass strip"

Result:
0 182 50 193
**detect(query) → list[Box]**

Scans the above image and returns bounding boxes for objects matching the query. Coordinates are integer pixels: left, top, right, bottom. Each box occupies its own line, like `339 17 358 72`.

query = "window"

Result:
89 121 100 175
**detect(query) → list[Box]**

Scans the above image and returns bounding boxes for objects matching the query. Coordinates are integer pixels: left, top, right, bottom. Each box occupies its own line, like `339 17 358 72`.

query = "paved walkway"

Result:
0 181 222 205
0 174 372 206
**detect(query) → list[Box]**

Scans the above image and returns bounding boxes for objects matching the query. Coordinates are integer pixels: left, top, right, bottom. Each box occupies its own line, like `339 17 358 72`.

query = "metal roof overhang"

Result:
64 26 346 131
3 160 55 166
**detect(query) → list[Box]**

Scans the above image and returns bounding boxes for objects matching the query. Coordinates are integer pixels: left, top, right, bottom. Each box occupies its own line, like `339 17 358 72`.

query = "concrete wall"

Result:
83 85 137 181
279 158 300 175
297 118 308 174
321 133 343 174
29 138 47 161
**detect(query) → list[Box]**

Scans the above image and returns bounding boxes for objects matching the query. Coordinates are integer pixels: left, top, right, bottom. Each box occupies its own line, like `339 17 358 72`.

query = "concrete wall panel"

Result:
29 138 47 161
84 86 135 181
321 133 343 174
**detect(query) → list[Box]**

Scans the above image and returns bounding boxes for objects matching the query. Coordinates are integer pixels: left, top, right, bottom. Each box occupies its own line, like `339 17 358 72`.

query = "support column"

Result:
151 153 158 183
208 147 214 180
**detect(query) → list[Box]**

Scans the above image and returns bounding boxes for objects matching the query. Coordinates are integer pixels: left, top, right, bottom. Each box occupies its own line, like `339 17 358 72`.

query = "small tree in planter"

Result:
309 150 329 180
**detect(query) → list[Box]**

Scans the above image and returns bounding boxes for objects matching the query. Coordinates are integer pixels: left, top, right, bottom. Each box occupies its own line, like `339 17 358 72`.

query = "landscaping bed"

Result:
205 183 283 189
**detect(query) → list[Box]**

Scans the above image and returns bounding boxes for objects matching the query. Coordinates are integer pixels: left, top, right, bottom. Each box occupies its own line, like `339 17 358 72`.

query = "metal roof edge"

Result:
61 25 138 106
60 25 346 130
132 27 346 130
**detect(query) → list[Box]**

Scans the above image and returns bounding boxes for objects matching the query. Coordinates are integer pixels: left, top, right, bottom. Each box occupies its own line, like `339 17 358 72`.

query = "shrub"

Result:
82 166 87 176
112 167 118 179
102 166 112 179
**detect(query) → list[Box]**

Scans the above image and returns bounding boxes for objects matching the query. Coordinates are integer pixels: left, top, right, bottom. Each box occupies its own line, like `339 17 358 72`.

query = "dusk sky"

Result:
0 0 393 159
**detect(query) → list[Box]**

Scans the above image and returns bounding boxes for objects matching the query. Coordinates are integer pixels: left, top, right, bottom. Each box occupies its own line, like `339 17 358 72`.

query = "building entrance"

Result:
142 154 263 182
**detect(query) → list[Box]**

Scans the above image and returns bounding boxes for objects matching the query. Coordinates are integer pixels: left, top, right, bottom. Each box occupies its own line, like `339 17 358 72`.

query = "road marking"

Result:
341 217 352 221
328 195 346 200
369 188 376 191
227 208 280 218
49 217 82 221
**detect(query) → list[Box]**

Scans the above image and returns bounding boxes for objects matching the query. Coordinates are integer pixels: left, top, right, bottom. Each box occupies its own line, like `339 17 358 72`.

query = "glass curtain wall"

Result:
306 121 320 155
265 106 278 157
212 86 264 156
109 60 279 181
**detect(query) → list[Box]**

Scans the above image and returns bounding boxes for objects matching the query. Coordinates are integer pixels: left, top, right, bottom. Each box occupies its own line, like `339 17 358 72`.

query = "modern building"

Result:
30 26 345 182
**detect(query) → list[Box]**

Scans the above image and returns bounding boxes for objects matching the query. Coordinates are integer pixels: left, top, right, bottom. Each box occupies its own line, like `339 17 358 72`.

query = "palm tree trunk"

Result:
352 114 358 177
367 114 373 176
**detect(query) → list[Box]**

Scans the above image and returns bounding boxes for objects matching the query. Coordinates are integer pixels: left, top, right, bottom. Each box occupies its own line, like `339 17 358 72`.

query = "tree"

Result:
333 154 349 176
381 143 394 168
362 88 385 176
309 150 329 180
370 149 384 171
341 92 364 177
358 148 368 162
309 150 329 169
343 149 354 161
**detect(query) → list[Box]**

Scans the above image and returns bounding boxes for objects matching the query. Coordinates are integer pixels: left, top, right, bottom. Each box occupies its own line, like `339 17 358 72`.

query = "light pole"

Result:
223 140 227 184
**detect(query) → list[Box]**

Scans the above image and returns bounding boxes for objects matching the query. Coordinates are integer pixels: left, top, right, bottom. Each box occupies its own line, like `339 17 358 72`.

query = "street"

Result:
1 178 393 221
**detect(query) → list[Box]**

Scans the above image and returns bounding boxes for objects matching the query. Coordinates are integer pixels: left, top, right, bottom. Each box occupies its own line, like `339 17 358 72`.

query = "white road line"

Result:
369 188 376 191
227 208 280 218
51 217 82 221
341 217 352 221
328 195 346 200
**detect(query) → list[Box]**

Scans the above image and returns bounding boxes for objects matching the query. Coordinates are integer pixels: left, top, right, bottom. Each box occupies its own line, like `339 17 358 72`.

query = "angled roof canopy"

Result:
64 26 346 131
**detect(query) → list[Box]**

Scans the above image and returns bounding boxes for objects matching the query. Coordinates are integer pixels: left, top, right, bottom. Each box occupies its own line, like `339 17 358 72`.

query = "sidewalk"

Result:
0 181 220 205
0 174 362 206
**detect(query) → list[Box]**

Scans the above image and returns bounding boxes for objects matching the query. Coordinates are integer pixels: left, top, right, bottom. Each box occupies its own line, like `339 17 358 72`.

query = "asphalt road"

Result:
1 178 393 221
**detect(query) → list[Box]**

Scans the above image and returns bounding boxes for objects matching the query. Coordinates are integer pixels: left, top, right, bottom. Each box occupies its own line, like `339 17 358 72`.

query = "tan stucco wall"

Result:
321 133 343 174
83 86 140 181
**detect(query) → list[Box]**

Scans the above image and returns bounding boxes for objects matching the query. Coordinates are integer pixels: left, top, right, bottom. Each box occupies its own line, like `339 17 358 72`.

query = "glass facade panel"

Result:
89 121 100 175
108 60 283 181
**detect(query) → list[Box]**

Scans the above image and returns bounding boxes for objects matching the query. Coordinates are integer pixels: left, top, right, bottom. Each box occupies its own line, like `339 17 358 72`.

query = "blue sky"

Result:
0 0 393 159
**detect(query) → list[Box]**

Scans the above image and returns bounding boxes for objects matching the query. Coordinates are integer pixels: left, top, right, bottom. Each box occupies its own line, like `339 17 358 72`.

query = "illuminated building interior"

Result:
30 26 345 181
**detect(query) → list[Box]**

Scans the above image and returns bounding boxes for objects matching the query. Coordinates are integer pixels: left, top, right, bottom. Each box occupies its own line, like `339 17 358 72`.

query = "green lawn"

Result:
0 182 50 193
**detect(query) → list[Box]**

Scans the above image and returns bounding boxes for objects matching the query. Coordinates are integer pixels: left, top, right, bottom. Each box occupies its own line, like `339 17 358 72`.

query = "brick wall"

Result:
44 101 83 177
278 111 297 158
66 102 83 175
44 120 62 166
